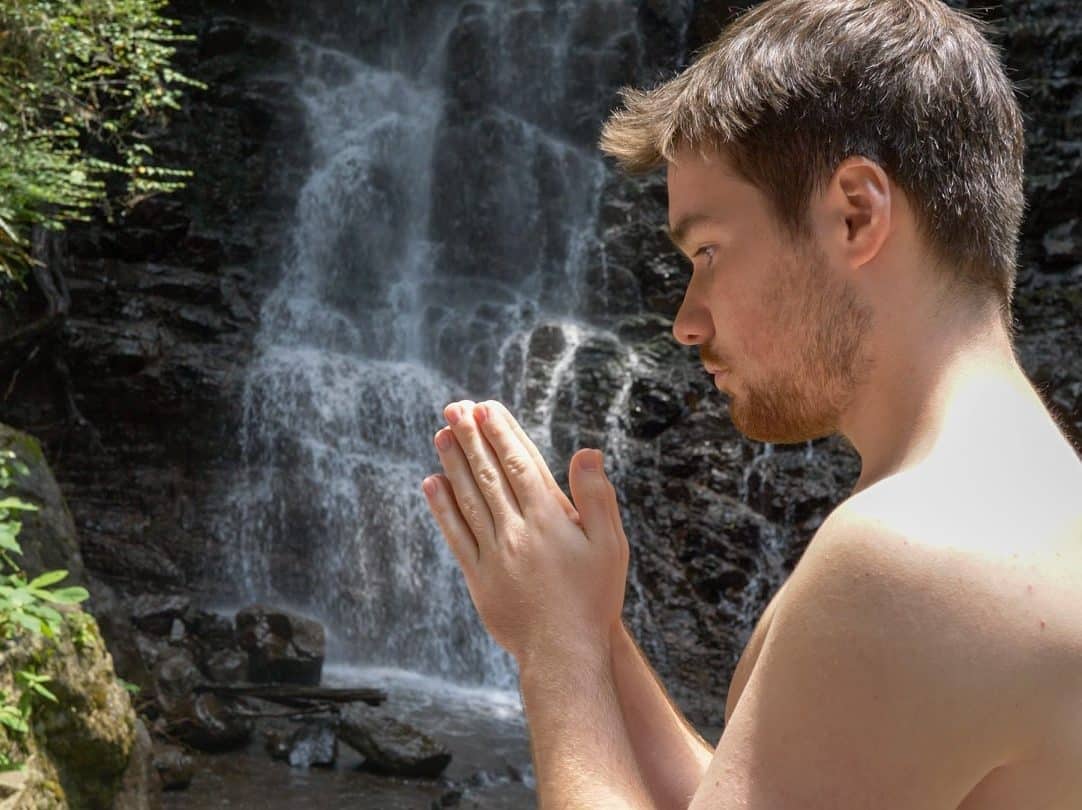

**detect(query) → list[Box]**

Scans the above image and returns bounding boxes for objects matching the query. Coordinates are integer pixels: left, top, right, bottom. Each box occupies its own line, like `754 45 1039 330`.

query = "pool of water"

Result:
164 666 536 809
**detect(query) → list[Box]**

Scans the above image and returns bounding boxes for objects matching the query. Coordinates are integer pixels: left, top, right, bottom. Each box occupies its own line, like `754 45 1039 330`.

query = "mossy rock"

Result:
0 612 137 809
0 424 86 588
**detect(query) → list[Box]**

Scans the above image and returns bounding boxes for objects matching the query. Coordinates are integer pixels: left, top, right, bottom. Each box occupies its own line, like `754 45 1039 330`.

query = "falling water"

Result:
220 1 648 688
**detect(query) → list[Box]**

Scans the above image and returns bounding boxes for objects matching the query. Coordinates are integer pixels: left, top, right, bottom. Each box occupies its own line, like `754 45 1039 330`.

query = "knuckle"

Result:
504 453 532 480
476 465 501 491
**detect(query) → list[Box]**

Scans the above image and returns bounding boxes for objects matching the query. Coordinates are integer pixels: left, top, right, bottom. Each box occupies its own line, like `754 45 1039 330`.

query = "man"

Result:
421 0 1082 807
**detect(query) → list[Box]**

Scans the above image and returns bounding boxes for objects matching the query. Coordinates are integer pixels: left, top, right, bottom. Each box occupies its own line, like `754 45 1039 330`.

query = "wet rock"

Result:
203 648 249 683
184 609 237 651
130 594 192 635
235 604 325 685
287 722 338 768
338 704 452 779
175 693 252 752
153 743 195 791
262 724 292 761
154 647 205 714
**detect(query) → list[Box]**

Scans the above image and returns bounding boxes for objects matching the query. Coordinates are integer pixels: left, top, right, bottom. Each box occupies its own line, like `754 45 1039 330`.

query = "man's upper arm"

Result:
689 509 1025 809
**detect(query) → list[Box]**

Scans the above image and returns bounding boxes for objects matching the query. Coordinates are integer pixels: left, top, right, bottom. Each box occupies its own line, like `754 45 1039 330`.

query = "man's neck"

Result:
840 300 1033 494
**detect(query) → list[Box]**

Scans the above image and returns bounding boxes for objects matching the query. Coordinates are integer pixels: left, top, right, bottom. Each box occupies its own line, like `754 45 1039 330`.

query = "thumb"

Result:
568 449 615 541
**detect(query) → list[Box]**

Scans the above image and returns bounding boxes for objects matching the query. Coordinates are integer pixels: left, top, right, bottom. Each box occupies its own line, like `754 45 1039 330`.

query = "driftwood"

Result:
195 683 387 708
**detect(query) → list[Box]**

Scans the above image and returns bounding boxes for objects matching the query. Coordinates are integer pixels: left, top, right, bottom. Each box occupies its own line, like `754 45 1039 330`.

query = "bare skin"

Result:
422 145 1082 808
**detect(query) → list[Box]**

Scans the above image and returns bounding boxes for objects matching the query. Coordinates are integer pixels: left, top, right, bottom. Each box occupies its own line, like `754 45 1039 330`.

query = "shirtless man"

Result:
421 1 1082 807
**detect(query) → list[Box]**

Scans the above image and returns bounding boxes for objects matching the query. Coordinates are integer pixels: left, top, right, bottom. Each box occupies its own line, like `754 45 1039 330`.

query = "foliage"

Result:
0 448 90 770
0 0 203 291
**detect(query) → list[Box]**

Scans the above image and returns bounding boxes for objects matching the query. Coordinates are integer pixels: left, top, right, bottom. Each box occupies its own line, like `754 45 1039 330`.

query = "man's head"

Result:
598 0 1025 444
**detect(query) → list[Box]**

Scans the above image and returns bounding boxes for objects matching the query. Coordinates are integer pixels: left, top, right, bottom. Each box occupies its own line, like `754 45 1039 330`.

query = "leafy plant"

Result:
0 448 91 770
0 0 204 290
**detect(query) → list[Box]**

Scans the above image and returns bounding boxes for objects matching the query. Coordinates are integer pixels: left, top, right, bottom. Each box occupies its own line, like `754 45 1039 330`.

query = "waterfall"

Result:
219 1 646 688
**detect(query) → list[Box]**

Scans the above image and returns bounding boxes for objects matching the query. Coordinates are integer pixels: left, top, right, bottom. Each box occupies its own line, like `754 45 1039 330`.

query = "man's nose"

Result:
672 288 714 346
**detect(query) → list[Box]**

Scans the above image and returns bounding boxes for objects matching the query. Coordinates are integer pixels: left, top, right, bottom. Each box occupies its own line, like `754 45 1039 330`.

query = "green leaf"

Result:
27 570 67 589
0 499 37 512
37 586 89 605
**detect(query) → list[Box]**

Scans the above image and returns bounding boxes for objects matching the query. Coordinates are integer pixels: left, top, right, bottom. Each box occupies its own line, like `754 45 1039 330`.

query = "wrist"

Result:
517 630 613 686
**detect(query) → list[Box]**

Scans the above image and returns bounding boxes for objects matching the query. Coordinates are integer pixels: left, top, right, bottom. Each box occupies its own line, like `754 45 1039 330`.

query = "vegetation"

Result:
0 0 203 299
0 448 90 771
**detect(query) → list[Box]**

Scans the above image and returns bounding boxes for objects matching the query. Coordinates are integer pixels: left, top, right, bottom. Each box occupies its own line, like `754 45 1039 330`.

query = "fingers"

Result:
485 401 581 524
472 401 547 514
433 425 497 551
568 448 617 543
444 400 521 523
422 474 480 567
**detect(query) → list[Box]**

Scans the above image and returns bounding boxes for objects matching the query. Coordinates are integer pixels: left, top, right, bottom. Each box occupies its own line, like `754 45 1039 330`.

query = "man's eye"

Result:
693 245 717 264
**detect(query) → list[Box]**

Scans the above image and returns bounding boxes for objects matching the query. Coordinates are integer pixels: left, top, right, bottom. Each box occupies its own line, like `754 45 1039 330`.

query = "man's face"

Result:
666 146 874 444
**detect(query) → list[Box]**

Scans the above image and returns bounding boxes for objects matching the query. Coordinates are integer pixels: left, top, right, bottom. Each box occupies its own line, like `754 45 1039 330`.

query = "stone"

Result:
175 693 252 752
0 423 86 586
338 704 451 779
114 719 164 810
287 722 338 768
0 614 137 808
152 743 194 791
235 604 325 685
130 594 192 636
203 648 249 683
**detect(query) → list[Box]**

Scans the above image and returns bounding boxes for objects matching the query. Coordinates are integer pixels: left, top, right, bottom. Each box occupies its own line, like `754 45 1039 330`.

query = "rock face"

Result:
0 0 1077 732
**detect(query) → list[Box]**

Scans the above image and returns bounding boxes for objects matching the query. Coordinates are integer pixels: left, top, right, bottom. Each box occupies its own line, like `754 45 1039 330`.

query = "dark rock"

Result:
0 423 86 586
185 608 236 644
114 718 163 810
262 724 292 761
153 647 205 716
130 594 192 636
235 604 325 685
203 648 249 683
173 693 252 752
338 704 451 779
153 742 194 791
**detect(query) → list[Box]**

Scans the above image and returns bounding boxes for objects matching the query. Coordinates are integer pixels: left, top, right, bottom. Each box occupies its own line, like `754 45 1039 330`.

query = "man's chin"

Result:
729 398 836 445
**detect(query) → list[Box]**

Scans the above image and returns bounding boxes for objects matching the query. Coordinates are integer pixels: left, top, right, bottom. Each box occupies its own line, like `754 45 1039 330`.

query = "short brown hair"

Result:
599 0 1025 318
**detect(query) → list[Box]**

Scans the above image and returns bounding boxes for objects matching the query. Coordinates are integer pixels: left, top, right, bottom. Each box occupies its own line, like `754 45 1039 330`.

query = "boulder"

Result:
152 743 194 791
338 704 451 779
203 648 248 683
130 594 192 636
0 423 86 585
286 722 337 768
0 613 138 808
114 719 163 810
235 604 325 685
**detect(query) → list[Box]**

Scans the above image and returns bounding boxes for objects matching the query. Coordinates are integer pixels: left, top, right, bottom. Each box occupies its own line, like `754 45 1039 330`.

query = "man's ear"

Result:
821 156 892 271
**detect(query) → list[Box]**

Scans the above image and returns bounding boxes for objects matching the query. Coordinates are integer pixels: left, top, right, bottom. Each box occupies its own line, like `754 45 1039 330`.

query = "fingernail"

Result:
474 403 488 426
446 404 462 425
422 477 438 497
435 430 452 451
580 449 602 471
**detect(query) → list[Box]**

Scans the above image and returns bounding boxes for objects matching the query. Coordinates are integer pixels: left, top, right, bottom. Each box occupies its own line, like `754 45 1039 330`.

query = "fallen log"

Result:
194 683 387 707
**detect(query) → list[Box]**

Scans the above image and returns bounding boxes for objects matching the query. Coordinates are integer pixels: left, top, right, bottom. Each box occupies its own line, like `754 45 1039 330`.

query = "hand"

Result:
422 399 630 670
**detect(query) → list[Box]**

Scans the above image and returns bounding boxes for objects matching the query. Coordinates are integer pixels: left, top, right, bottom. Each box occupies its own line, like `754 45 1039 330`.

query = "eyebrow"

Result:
666 213 723 254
